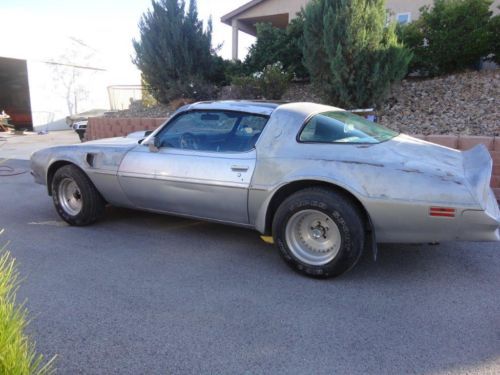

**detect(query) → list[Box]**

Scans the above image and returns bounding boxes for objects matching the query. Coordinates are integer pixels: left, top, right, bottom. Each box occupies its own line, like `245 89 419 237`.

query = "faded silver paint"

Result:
30 101 500 243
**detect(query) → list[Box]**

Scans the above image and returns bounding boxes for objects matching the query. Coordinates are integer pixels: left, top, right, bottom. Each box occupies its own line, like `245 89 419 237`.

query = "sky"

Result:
0 0 255 85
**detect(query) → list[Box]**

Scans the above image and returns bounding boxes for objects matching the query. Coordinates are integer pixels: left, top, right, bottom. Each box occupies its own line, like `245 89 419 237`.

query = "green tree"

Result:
133 0 218 102
399 0 494 75
302 0 411 108
245 15 308 79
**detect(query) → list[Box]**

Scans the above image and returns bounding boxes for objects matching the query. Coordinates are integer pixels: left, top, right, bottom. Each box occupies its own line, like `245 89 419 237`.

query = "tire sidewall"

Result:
273 189 364 278
51 165 101 226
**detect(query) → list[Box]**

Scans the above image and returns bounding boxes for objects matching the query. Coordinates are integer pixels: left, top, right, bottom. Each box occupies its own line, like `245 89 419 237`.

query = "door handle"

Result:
231 165 249 172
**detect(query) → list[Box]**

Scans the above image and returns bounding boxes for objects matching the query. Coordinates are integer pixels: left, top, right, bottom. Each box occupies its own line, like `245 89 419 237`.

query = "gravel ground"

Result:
379 70 500 136
0 159 499 375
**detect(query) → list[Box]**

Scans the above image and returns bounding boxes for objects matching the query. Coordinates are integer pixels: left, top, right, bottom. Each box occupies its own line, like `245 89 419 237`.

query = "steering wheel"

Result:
179 132 199 150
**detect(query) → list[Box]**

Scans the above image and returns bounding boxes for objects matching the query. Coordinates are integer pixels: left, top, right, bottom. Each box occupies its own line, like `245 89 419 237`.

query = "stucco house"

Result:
222 0 500 60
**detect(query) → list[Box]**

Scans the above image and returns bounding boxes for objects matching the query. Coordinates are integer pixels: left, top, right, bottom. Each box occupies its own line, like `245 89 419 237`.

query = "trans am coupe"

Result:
31 101 500 278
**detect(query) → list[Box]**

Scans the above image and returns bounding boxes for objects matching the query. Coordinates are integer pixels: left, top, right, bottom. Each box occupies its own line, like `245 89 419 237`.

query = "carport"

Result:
0 56 33 131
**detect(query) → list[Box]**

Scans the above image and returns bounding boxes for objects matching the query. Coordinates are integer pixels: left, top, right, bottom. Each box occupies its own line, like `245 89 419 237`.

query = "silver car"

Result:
31 101 500 278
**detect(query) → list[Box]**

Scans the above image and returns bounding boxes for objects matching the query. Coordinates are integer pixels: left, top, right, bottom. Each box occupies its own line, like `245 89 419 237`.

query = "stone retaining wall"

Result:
86 118 500 199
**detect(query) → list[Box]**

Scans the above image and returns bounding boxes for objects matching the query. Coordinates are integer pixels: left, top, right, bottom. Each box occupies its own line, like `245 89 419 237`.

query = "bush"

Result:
141 77 158 108
232 62 291 100
210 58 251 87
302 0 411 108
488 14 500 64
259 62 291 99
399 0 494 75
133 0 219 102
231 75 262 99
244 16 308 79
0 232 55 375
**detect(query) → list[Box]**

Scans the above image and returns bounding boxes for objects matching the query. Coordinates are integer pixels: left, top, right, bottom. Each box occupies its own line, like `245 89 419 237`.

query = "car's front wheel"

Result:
272 187 365 278
52 165 105 226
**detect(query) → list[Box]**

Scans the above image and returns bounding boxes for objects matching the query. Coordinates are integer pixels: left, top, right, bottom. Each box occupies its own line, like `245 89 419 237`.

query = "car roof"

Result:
184 100 283 116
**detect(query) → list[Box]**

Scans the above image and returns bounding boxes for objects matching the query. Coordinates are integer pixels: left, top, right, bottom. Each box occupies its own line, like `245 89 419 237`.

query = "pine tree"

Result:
302 0 412 108
133 0 216 103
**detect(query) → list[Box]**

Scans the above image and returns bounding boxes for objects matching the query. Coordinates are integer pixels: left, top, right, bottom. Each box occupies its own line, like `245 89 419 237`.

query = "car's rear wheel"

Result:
272 187 365 278
52 165 105 226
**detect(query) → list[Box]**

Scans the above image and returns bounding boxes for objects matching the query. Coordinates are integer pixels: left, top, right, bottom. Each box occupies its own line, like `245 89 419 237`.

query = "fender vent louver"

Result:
86 153 95 167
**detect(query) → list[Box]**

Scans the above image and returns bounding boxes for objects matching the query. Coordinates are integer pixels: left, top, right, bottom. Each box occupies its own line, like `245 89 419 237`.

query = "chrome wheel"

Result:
58 178 83 216
285 209 342 266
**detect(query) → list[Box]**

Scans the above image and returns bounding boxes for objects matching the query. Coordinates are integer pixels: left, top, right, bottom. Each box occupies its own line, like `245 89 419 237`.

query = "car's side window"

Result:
299 111 398 144
156 111 268 152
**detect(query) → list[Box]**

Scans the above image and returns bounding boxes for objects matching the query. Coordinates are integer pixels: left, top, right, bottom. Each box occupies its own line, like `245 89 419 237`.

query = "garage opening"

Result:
0 57 33 131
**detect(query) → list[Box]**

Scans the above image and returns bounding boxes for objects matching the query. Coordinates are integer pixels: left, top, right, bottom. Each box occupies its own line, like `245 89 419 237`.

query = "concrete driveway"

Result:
0 159 499 375
0 130 79 160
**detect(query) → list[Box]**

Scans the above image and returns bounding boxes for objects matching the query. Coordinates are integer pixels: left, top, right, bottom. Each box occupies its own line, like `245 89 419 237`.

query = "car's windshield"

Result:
299 111 398 144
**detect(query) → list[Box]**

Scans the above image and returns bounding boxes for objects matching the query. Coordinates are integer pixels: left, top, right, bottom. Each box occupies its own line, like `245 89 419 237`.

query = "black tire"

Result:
51 165 105 226
272 187 365 278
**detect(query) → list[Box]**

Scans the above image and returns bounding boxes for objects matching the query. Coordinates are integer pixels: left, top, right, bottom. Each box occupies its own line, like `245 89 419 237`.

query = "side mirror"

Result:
148 137 160 153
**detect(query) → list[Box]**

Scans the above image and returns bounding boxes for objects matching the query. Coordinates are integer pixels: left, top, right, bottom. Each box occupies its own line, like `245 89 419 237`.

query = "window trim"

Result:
154 109 270 154
295 110 398 146
396 12 411 24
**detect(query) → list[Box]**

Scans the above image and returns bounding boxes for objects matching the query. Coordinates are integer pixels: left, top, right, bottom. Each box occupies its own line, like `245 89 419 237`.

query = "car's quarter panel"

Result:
250 103 497 243
118 144 256 224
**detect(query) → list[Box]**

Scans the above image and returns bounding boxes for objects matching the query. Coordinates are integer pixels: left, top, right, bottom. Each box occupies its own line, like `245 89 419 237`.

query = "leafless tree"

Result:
49 38 104 115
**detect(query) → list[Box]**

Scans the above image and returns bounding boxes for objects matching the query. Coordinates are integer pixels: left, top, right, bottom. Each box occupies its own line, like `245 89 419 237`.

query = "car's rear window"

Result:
299 111 398 144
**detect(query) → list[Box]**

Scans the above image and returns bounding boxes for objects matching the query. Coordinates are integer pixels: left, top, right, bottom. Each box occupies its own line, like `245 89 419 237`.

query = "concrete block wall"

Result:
86 118 500 199
413 135 500 199
86 117 166 141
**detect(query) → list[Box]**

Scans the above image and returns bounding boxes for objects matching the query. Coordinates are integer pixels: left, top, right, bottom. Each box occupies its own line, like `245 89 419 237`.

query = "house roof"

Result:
221 0 268 26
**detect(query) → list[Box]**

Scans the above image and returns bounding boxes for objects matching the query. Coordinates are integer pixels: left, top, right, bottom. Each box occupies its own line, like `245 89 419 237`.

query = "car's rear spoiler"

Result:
462 144 493 210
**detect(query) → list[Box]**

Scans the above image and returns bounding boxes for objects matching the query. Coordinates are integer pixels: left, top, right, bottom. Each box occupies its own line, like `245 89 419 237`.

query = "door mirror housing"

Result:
147 137 160 153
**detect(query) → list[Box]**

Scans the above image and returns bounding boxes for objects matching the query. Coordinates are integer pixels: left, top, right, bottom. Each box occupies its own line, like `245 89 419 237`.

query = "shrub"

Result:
133 0 219 102
231 75 262 99
399 0 494 75
232 62 291 100
396 22 428 74
210 58 251 87
259 62 291 99
245 16 308 79
302 0 411 108
141 77 158 108
488 14 500 64
0 232 55 375
223 59 251 79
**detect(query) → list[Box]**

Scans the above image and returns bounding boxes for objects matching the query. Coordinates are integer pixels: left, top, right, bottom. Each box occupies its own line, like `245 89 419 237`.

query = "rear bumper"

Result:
458 189 500 242
458 210 500 241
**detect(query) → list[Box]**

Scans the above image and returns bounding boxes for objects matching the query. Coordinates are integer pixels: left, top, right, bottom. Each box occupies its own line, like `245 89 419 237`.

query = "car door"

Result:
117 110 268 224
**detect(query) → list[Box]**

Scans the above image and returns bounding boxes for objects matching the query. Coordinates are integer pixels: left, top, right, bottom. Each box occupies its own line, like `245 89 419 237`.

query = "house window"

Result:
396 12 411 24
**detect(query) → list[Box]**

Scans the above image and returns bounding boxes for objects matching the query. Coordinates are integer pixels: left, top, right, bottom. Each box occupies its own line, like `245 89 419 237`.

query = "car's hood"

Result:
81 136 141 147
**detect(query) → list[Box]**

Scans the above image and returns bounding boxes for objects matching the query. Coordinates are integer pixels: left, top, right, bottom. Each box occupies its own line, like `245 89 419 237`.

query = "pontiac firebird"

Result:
31 101 500 278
